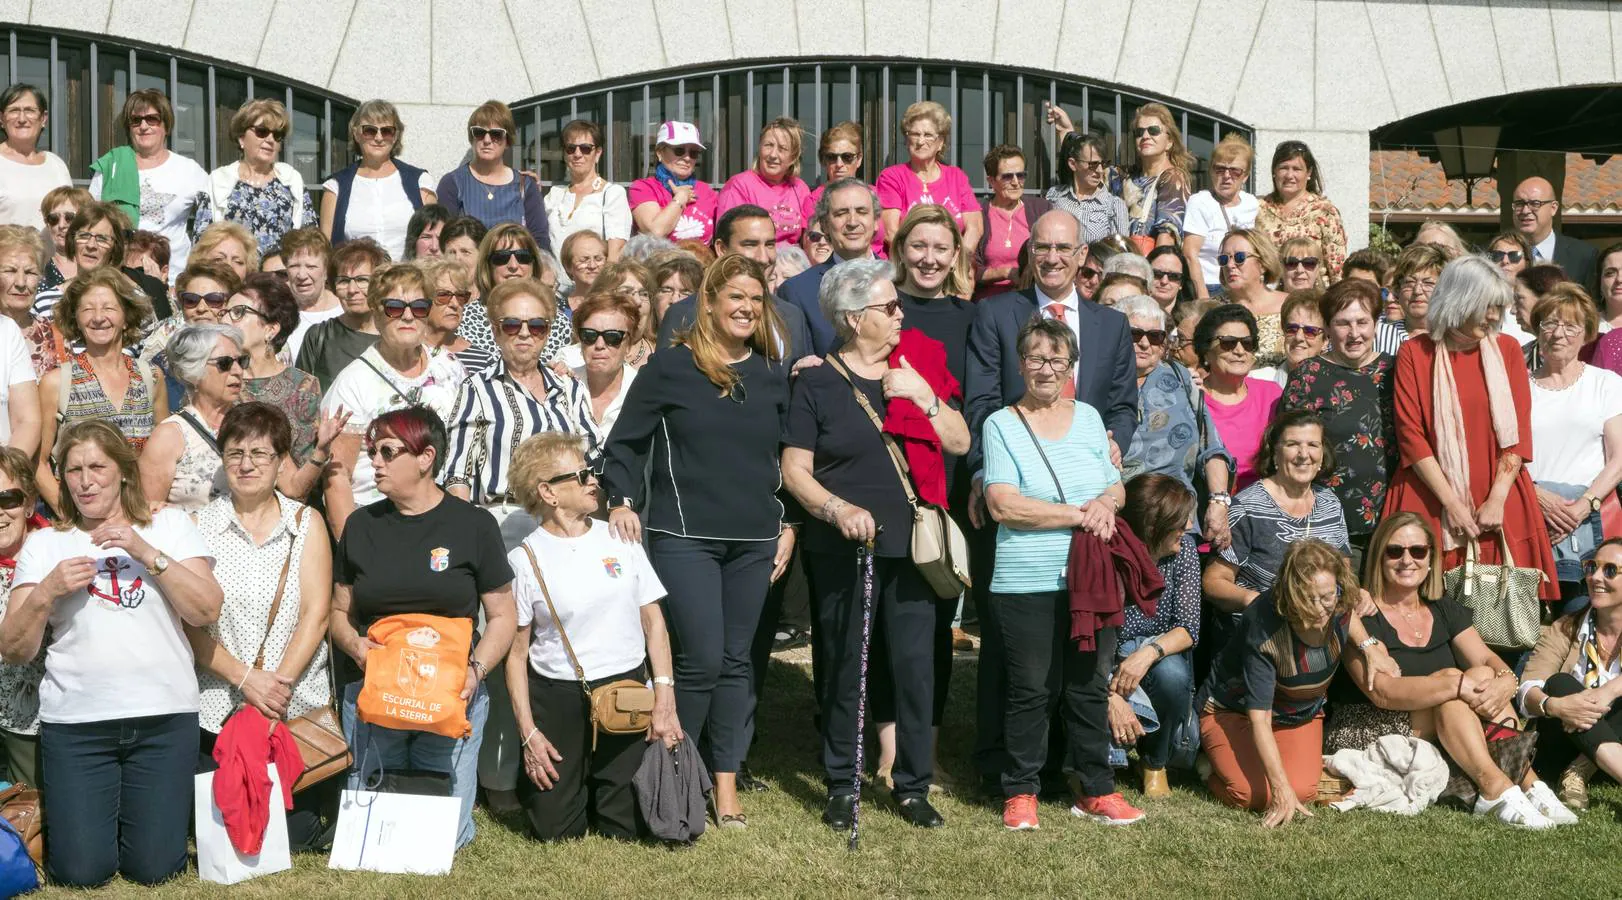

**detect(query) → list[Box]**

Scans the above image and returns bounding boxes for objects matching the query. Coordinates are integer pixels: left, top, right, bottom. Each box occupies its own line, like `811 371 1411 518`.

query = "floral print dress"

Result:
1256 193 1349 281
201 179 316 256
1111 168 1189 241
1280 353 1397 536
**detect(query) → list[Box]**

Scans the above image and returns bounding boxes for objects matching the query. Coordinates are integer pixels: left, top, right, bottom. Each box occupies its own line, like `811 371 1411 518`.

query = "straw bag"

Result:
826 355 970 600
520 544 653 749
1442 534 1544 650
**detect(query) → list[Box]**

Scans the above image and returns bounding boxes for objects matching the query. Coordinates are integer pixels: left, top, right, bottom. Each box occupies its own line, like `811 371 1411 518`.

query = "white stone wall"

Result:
11 0 1621 252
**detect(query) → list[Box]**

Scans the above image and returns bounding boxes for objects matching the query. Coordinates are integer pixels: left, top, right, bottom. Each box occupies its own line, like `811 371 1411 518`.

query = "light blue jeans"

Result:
1108 637 1199 770
342 680 489 849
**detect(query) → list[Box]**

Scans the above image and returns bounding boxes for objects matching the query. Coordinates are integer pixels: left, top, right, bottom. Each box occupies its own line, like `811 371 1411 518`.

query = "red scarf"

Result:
884 329 961 508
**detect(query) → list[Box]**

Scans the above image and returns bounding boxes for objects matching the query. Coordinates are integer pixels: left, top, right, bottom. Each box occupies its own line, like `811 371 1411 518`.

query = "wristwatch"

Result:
652 675 675 687
1208 492 1232 507
1357 636 1382 650
1587 494 1602 515
149 553 171 576
470 659 488 681
608 496 636 511
925 397 941 418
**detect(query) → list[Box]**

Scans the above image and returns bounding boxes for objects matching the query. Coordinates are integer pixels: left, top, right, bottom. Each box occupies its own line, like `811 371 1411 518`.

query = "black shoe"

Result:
822 794 856 830
897 796 945 828
737 764 771 793
772 626 811 652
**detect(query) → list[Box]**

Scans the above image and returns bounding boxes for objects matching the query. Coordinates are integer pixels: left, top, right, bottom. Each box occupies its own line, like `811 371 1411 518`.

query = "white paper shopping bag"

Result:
327 788 458 875
195 765 292 885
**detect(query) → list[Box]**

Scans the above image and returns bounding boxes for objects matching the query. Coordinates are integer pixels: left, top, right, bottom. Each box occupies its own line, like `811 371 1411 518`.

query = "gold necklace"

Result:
1385 601 1426 641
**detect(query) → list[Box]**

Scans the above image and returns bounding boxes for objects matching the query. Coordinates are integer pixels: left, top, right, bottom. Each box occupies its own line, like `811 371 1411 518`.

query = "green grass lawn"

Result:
39 658 1622 899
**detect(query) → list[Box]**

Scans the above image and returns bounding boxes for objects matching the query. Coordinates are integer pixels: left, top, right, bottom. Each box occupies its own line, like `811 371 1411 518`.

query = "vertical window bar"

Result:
323 98 332 177
914 64 921 97
1082 85 1089 141
980 70 988 163
746 70 754 149
604 90 614 180
570 97 577 120
677 77 685 122
245 74 253 99
88 42 98 156
532 105 540 184
283 86 293 164
949 68 958 167
814 64 822 137
1114 93 1122 160
712 73 721 184
206 66 216 168
783 65 790 119
848 64 856 135
128 49 136 90
881 66 889 163
48 37 60 157
8 31 16 84
1015 76 1023 148
643 83 651 178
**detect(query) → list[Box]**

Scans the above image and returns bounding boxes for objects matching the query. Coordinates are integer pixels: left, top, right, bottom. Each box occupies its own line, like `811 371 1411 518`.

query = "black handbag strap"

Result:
176 408 221 456
1010 405 1066 505
826 353 920 507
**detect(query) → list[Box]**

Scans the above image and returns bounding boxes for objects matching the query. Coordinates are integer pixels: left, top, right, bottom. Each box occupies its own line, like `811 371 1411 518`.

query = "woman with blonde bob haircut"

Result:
877 102 983 253
207 98 312 255
319 99 436 260
717 117 812 251
190 221 260 280
435 100 548 252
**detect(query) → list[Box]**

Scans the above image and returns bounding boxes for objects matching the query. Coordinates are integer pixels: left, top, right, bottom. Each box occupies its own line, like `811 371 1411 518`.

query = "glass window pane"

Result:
755 68 786 127
859 66 883 180
16 39 49 153
890 67 918 165
56 42 91 174
329 103 354 175
573 93 605 177
172 63 207 168
1052 83 1086 187
517 107 538 182
791 68 817 178
1089 91 1118 165
213 72 246 169
611 88 642 184
642 80 679 183
823 66 854 132
718 73 747 181
536 100 568 186
135 56 167 94
1021 77 1047 191
923 67 953 167
96 45 130 159
1186 113 1215 191
289 94 322 184
684 79 715 184
959 73 987 192
988 74 1016 153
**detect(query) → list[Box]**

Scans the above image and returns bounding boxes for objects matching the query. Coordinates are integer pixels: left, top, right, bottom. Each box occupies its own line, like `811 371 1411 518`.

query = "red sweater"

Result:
1066 519 1164 650
213 708 303 855
884 329 961 508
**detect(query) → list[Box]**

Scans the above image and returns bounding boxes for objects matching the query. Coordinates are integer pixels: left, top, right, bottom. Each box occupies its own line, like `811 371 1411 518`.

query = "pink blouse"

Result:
716 169 811 249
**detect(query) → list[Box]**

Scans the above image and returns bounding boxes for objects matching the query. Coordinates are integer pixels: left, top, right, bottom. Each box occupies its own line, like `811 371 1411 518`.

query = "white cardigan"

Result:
206 161 306 222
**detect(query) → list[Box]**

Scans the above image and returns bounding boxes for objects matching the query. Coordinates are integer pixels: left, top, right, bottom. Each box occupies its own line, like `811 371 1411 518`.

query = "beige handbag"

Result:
827 356 971 599
1442 534 1545 650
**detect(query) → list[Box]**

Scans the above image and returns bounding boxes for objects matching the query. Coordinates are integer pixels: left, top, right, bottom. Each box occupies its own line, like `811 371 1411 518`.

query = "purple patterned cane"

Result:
849 538 876 851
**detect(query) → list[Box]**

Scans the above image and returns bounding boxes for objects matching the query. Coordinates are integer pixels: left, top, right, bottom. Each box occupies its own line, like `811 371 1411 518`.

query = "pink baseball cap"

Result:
656 121 704 149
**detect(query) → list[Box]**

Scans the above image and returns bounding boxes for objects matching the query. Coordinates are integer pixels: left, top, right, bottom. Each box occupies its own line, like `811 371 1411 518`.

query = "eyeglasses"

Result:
668 145 702 159
247 125 284 141
208 353 251 373
580 327 627 347
381 298 433 319
499 316 551 337
433 289 471 306
1284 323 1325 339
1032 242 1079 257
1211 165 1246 179
903 131 939 143
821 151 858 166
223 447 278 468
1077 265 1102 280
1214 335 1259 353
470 126 508 143
1217 251 1250 268
1283 256 1320 270
1383 543 1431 561
1021 354 1074 372
996 171 1028 183
1539 320 1583 337
564 142 597 156
359 124 398 140
1584 560 1622 579
1398 277 1438 294
0 488 27 510
1511 199 1557 212
1130 327 1167 347
545 466 596 486
657 285 685 299
861 300 902 317
366 443 411 463
224 305 268 324
1488 249 1524 264
44 211 73 227
1076 159 1106 171
805 230 829 243
615 286 651 301
74 231 114 248
179 291 229 310
334 274 372 290
3 107 39 120
1133 125 1164 138
488 249 534 267
129 113 164 129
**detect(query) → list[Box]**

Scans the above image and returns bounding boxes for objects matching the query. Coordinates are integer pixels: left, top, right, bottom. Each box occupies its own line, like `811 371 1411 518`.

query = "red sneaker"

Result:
1002 793 1040 830
1071 792 1145 825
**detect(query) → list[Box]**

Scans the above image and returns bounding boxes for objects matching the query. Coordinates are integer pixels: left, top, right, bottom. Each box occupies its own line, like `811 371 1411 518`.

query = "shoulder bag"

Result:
520 543 654 749
0 784 41 873
249 506 353 792
826 355 970 599
1442 534 1545 650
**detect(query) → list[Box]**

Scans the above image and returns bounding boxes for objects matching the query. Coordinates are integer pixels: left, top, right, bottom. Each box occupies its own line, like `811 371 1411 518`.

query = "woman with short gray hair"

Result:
138 322 246 511
784 255 968 830
1384 254 1558 599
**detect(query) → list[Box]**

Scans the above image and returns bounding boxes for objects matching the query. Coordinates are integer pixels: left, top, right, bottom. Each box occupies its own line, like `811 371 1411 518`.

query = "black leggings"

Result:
1543 673 1622 759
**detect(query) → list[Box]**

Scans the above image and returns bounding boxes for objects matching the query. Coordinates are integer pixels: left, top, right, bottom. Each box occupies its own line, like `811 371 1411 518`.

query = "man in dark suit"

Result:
776 177 880 355
963 208 1137 785
1513 176 1598 291
657 204 815 362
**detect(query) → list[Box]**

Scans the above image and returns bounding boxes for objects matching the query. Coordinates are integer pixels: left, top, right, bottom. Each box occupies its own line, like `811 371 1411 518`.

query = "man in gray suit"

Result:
1512 176 1598 291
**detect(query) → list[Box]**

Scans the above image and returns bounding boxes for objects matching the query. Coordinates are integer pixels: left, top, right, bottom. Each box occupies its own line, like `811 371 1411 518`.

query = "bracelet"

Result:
1494 668 1515 680
522 727 539 749
1457 671 1466 700
1148 641 1165 660
470 659 488 682
237 666 253 691
820 496 845 524
1356 636 1381 651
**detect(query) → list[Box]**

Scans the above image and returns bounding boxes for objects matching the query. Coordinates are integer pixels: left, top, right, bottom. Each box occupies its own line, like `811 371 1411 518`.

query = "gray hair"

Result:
814 177 880 231
819 258 896 340
622 233 675 262
166 322 244 389
1115 294 1166 328
776 245 811 282
1104 252 1154 285
1426 255 1513 338
1016 316 1078 362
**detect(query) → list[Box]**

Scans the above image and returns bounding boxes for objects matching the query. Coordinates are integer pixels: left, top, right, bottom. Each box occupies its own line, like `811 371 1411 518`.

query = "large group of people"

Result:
0 76 1619 887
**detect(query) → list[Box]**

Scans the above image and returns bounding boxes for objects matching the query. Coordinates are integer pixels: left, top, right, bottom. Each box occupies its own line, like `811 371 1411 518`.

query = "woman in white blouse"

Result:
189 401 334 844
319 100 437 261
138 323 245 513
543 120 630 261
89 90 210 282
0 84 71 230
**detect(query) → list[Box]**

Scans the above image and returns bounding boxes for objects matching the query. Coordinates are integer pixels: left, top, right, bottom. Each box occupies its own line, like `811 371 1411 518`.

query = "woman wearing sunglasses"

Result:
31 185 92 319
575 259 656 368
1255 140 1348 281
565 291 641 436
137 323 246 512
1282 279 1397 566
417 257 477 369
463 223 566 373
322 263 465 539
1218 228 1289 373
318 100 435 262
544 120 629 263
1110 104 1192 249
1039 121 1127 245
1520 539 1622 810
89 90 209 282
141 260 241 416
1117 295 1232 547
1182 135 1258 298
1192 303 1281 493
630 121 719 246
1331 511 1570 827
231 272 336 501
0 448 45 788
975 144 1050 298
1278 289 1327 378
1279 238 1325 292
435 100 549 253
203 99 314 257
1146 246 1194 314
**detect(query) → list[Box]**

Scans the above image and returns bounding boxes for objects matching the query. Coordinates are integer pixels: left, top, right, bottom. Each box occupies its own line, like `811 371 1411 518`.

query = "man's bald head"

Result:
1512 176 1560 243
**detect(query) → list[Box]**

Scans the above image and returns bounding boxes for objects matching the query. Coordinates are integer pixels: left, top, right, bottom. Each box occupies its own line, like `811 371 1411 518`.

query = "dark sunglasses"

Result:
862 300 902 317
564 142 597 156
1489 249 1524 264
366 443 411 463
580 327 627 347
1384 543 1431 561
382 298 433 319
1078 265 1102 280
129 113 164 129
821 151 858 166
488 249 535 267
1130 327 1167 347
1216 251 1250 267
805 230 828 243
470 126 508 143
1151 270 1182 282
44 211 73 227
1214 335 1259 353
248 125 284 141
433 289 472 306
545 466 595 486
996 171 1028 183
1284 323 1325 338
499 316 551 337
1585 560 1622 579
0 488 27 510
1133 125 1164 138
360 124 397 139
179 291 229 310
209 353 252 373
669 145 702 159
1283 256 1320 270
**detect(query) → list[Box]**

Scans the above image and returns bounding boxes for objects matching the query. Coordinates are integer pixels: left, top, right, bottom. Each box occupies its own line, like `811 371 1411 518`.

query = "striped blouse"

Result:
442 361 598 503
61 353 158 450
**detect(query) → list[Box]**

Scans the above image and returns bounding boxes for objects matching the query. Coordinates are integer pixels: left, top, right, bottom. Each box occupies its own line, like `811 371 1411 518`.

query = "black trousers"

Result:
1542 672 1622 760
750 546 811 717
969 521 1006 780
808 550 936 798
995 589 1116 799
516 666 647 842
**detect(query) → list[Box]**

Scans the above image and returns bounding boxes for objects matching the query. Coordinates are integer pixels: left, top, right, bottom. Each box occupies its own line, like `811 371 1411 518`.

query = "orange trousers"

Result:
1200 710 1323 810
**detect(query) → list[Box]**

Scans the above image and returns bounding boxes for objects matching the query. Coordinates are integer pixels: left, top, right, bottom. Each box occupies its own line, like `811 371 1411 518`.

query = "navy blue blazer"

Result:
963 288 1138 472
776 258 838 355
655 289 815 362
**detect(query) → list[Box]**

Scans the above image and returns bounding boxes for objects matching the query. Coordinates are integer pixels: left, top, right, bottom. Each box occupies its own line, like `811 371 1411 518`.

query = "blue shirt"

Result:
983 402 1120 592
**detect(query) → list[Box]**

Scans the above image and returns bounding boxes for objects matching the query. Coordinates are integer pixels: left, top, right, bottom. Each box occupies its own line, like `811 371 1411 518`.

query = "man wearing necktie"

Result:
1512 176 1598 292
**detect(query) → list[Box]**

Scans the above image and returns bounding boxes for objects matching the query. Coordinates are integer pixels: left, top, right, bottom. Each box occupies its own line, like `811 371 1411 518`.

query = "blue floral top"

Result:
198 179 315 255
1123 361 1232 493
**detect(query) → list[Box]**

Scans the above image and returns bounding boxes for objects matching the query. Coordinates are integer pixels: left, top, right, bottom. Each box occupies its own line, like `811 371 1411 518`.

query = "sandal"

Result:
718 812 748 830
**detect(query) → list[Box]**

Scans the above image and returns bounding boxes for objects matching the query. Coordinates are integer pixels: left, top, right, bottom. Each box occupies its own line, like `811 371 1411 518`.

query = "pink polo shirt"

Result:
628 177 719 245
717 169 811 249
876 163 981 231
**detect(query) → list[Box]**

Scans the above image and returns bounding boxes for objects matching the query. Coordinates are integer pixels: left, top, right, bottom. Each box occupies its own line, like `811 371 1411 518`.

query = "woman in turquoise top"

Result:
981 317 1136 831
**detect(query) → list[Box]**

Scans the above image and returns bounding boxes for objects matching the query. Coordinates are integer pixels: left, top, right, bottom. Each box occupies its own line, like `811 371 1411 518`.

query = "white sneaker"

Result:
1526 780 1580 825
1473 786 1555 829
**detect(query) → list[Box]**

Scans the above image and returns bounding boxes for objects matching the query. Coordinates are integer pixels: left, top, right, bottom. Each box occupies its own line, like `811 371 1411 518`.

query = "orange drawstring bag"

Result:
356 613 474 739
